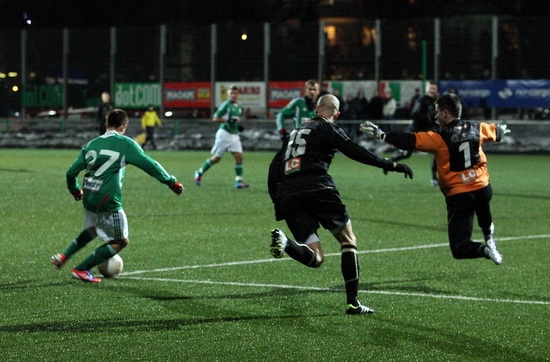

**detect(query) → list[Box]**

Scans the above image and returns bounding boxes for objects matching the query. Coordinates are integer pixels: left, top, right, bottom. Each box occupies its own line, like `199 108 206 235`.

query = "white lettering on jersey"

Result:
83 177 103 192
284 157 302 175
460 169 477 184
85 149 120 177
285 128 311 159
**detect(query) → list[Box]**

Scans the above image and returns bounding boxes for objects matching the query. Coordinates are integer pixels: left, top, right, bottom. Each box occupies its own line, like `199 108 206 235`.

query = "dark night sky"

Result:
0 0 286 30
1 0 549 31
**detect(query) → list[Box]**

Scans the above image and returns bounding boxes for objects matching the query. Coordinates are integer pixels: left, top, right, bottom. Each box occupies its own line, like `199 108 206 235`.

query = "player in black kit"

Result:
268 94 414 315
385 81 439 185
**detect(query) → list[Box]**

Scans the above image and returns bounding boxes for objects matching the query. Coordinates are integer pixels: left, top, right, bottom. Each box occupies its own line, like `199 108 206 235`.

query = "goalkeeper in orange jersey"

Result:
361 92 510 265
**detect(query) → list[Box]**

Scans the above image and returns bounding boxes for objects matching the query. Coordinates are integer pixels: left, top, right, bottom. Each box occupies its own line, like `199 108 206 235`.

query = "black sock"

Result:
341 245 360 305
285 238 317 268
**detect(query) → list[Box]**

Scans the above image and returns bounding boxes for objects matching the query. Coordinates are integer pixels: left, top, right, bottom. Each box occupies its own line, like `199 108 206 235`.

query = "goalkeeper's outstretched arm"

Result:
384 132 417 150
361 120 416 150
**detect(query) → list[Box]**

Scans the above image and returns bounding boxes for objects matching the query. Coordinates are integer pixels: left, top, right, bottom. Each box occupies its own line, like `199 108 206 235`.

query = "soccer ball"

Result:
98 254 123 278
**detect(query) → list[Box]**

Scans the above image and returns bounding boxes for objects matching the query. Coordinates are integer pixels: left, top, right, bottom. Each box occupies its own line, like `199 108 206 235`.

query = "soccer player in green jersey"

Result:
51 109 183 283
194 85 249 188
275 79 320 140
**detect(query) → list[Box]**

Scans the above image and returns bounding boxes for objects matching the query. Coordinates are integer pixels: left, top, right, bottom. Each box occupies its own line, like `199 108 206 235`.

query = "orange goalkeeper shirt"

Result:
386 119 504 197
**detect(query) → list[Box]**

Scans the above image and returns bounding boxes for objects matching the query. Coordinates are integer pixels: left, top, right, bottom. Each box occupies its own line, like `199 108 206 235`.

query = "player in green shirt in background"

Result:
51 109 183 283
275 79 320 141
194 85 249 188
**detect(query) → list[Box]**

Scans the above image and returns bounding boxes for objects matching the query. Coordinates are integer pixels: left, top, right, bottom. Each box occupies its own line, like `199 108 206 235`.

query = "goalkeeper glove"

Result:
360 121 386 141
170 182 184 195
71 189 83 201
228 117 239 125
394 163 414 179
238 124 244 132
497 123 511 135
387 163 414 179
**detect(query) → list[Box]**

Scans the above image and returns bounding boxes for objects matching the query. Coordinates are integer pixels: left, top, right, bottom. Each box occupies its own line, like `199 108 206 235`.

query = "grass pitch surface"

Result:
0 149 548 361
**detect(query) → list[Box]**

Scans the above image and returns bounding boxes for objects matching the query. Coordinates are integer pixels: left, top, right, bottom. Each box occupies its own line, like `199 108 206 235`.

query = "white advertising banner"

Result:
214 82 266 111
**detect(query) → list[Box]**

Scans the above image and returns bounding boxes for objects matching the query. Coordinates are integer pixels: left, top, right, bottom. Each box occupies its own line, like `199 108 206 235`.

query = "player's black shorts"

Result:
280 187 349 242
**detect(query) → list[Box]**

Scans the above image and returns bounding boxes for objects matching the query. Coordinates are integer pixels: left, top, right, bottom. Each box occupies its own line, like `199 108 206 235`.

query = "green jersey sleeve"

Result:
275 98 314 131
124 138 177 186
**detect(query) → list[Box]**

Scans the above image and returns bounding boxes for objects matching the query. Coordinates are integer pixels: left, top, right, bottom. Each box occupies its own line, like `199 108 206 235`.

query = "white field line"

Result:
121 234 550 306
122 276 550 306
121 243 450 276
123 234 550 276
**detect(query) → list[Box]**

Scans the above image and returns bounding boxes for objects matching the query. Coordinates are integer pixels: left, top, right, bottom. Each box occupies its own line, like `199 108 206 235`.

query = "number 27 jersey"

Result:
66 130 176 212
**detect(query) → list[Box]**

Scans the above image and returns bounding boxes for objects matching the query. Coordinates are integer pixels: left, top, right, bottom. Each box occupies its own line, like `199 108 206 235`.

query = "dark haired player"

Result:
51 109 183 282
361 92 509 265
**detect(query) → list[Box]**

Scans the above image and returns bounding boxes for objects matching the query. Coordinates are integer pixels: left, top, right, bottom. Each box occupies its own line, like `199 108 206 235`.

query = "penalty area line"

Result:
122 276 550 306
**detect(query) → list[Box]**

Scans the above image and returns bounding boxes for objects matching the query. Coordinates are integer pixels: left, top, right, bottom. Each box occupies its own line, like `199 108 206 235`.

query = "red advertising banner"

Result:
268 81 306 108
164 82 212 108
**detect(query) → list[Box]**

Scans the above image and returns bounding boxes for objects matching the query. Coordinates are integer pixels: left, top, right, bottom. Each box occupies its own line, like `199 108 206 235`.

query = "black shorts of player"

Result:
280 187 349 243
445 184 493 248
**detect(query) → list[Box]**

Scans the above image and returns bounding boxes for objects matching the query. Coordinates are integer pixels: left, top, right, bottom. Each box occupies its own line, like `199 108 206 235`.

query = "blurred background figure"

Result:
96 91 113 135
141 104 162 150
383 89 397 131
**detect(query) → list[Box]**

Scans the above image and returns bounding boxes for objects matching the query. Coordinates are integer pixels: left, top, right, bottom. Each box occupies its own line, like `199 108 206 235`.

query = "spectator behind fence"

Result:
96 92 113 135
383 89 397 131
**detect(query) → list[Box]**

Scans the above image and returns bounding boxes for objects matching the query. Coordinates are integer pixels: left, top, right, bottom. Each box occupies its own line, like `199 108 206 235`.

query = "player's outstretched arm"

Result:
360 121 386 141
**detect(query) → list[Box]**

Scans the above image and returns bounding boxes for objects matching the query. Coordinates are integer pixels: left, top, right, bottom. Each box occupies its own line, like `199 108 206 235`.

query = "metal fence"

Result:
2 115 548 155
1 15 550 117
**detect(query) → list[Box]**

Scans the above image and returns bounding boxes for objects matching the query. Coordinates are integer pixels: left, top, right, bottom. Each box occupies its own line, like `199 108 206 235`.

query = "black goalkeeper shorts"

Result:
280 188 349 243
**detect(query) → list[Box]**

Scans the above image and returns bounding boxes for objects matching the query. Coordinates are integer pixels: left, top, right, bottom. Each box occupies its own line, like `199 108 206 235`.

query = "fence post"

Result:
172 119 179 136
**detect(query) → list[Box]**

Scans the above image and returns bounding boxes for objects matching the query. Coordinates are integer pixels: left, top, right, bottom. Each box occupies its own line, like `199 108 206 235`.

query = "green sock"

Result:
75 243 117 271
235 164 243 182
63 229 95 259
199 159 213 174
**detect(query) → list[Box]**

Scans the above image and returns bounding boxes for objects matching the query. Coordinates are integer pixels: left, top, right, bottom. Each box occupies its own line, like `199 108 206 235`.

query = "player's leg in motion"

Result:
445 191 500 264
195 129 225 185
334 222 375 314
71 210 129 283
74 240 122 271
270 229 320 267
232 152 249 188
391 149 412 162
51 227 96 268
475 185 502 265
194 156 220 186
